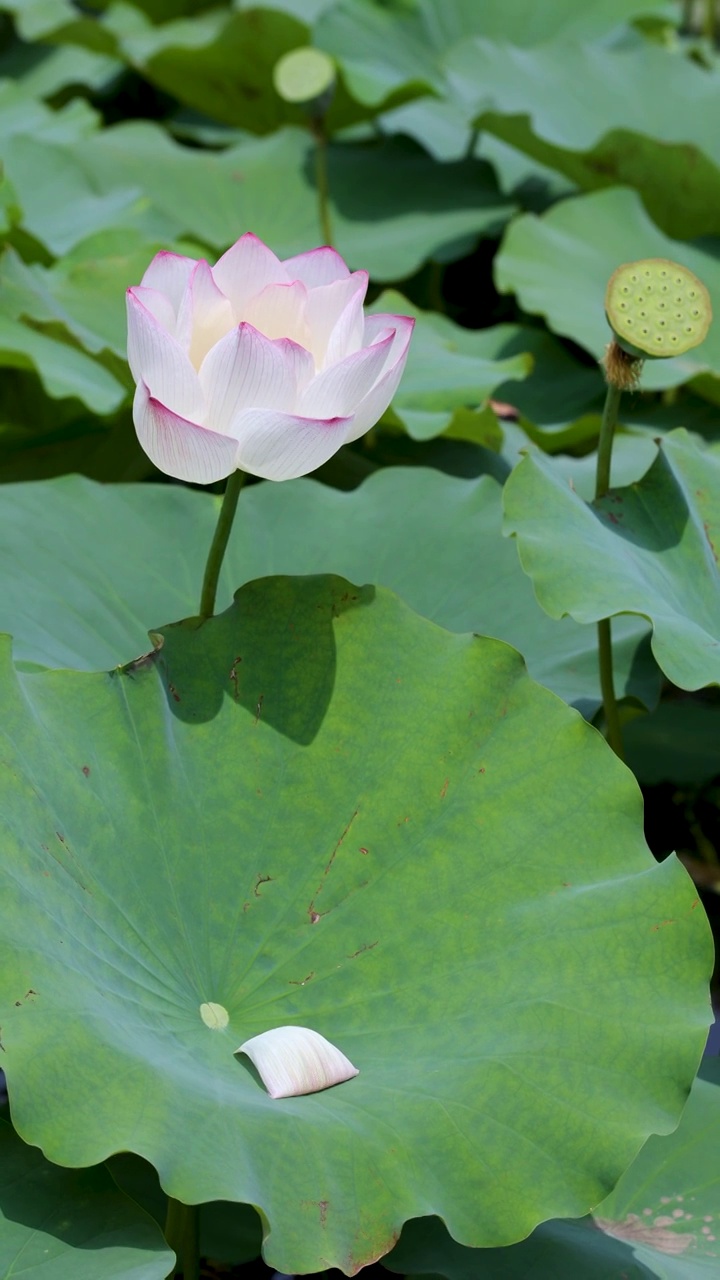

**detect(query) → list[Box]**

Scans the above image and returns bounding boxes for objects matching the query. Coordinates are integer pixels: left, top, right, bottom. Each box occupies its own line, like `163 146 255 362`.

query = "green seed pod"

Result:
605 258 712 359
273 47 336 109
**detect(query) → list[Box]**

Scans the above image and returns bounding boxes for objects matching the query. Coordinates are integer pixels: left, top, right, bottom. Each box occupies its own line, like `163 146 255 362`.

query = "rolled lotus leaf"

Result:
605 258 712 359
237 1026 359 1099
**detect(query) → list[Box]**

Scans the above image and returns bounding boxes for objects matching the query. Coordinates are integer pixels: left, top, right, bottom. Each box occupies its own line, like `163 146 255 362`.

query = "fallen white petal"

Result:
237 1026 359 1098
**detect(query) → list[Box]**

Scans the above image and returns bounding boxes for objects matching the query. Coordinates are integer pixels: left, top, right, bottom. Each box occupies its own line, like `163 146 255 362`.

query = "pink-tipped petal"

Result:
363 312 416 365
126 289 204 420
232 407 352 481
140 251 196 315
240 280 309 347
343 315 415 442
199 323 313 432
130 285 177 334
306 273 368 368
236 1026 359 1099
175 259 234 368
212 232 290 316
300 331 395 418
282 246 351 288
132 381 239 484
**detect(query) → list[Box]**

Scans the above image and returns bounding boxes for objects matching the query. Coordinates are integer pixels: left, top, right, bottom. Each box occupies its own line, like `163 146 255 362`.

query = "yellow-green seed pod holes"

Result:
605 258 712 359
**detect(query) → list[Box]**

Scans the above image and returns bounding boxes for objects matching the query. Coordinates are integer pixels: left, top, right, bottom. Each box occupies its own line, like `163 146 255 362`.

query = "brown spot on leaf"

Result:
288 972 315 986
81 766 90 777
348 941 378 959
596 1214 694 1255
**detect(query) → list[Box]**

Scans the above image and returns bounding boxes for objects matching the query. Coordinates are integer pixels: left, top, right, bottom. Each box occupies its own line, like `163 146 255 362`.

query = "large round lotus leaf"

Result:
0 469 658 714
503 429 720 691
315 0 670 106
445 36 720 242
370 290 532 440
107 1153 262 1265
385 1060 720 1278
4 122 513 280
0 1118 173 1279
0 577 711 1273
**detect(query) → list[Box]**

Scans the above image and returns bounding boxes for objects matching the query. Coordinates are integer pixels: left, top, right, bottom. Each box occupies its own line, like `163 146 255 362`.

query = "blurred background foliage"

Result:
0 0 719 905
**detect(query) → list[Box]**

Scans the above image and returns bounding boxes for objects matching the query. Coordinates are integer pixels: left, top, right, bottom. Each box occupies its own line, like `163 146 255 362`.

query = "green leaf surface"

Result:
0 1118 173 1279
0 77 98 144
114 5 312 132
446 36 720 240
0 576 711 1273
371 291 532 439
315 0 668 105
595 1058 720 1278
0 307 125 413
0 469 658 713
0 234 169 359
503 429 720 690
383 1062 720 1278
495 188 720 393
5 122 512 279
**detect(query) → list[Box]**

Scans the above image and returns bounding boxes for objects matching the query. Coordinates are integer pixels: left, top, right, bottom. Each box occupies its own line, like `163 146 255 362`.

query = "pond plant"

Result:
0 4 719 1280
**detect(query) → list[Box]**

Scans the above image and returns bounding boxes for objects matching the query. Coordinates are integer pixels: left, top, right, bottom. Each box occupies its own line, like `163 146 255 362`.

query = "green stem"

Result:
312 117 334 246
595 381 622 501
597 618 625 761
199 469 245 620
595 380 625 760
164 1199 199 1280
705 0 716 41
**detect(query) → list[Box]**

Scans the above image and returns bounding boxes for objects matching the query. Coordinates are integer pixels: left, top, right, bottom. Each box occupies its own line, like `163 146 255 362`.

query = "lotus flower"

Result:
126 234 414 483
237 1025 359 1098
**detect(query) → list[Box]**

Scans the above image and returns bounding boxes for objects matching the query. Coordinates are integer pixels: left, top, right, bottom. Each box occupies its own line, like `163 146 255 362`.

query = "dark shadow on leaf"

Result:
316 136 509 226
591 449 690 553
153 575 375 743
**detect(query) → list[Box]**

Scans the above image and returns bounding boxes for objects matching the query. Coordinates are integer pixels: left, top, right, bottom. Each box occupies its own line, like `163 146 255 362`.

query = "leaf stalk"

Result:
164 1198 199 1280
595 380 625 761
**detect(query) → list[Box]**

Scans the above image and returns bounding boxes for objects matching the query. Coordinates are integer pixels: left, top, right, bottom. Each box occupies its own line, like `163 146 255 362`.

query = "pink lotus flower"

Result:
126 234 414 483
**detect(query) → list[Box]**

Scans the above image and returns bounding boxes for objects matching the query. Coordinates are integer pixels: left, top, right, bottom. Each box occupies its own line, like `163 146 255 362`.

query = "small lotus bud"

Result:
236 1026 359 1099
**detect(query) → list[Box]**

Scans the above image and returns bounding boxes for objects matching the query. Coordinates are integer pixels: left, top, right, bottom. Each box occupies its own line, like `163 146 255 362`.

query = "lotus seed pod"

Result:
605 258 712 359
273 47 336 108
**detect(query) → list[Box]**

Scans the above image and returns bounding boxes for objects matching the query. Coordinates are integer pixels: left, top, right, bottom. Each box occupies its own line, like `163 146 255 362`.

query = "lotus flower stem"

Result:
595 381 625 761
311 116 334 247
164 1198 199 1280
199 469 245 620
705 0 716 42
